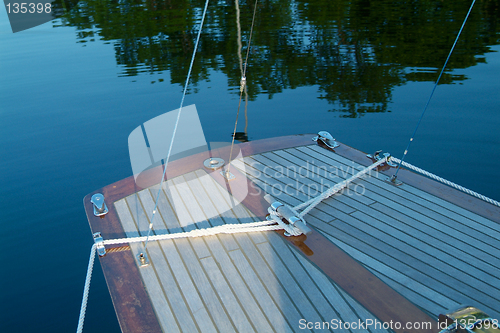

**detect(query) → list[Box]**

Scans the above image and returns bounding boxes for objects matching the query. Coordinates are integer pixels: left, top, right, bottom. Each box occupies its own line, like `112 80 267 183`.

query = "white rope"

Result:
391 157 500 207
78 151 499 333
76 157 387 332
102 220 281 246
294 157 387 217
76 244 97 333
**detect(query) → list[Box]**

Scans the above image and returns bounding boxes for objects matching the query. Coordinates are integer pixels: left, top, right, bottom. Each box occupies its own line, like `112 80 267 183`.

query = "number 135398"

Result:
6 3 52 13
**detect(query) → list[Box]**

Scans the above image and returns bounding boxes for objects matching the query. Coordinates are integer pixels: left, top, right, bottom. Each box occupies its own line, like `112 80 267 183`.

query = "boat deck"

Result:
85 135 500 333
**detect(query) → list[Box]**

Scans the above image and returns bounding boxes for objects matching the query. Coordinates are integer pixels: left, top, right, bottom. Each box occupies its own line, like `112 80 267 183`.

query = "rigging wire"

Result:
391 0 477 183
143 0 211 252
225 0 259 177
235 0 250 139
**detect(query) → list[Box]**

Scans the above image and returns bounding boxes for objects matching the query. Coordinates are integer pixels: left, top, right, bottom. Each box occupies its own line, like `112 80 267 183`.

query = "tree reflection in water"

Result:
56 0 500 117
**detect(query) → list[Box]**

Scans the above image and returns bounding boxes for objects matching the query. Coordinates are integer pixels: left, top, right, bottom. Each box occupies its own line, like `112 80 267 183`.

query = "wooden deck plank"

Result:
270 149 376 207
365 203 499 270
237 157 311 205
334 236 457 310
233 233 308 333
161 178 212 259
256 239 337 325
201 168 269 245
288 146 500 274
193 168 267 245
204 237 275 332
200 256 256 333
358 190 500 272
304 145 500 236
146 241 199 333
305 215 498 312
291 250 385 333
161 238 218 333
317 202 500 300
150 185 184 233
114 199 140 237
137 249 181 333
161 179 195 230
307 220 457 315
360 186 500 251
243 153 388 221
266 234 351 333
137 189 168 234
329 238 456 318
308 143 500 230
115 201 181 332
228 248 295 333
173 237 236 332
172 176 212 228
360 203 500 278
350 210 500 284
183 171 240 251
125 194 150 235
118 196 212 332
241 170 303 210
248 154 359 215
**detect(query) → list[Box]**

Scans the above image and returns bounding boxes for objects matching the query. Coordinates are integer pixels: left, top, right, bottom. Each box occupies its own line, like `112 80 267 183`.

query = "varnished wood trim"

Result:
83 134 314 333
99 250 163 333
85 134 498 333
90 134 315 206
84 196 162 333
207 161 439 333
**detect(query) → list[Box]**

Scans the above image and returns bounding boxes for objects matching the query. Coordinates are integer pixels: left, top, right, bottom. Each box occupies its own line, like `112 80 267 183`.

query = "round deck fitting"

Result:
204 157 225 170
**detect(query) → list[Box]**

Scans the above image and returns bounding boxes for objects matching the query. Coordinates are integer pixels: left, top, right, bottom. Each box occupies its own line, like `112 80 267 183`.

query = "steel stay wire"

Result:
226 0 259 177
143 0 211 252
391 0 477 182
76 1 210 332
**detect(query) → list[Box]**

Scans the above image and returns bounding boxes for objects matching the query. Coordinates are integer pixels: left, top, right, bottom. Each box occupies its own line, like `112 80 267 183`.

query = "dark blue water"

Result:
1 1 499 332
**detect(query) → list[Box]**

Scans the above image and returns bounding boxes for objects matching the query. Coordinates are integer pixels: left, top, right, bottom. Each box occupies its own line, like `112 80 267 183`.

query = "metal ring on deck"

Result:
203 157 225 170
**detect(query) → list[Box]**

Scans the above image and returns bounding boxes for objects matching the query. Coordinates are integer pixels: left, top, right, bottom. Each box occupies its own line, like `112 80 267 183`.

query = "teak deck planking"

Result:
236 146 500 317
84 134 500 333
